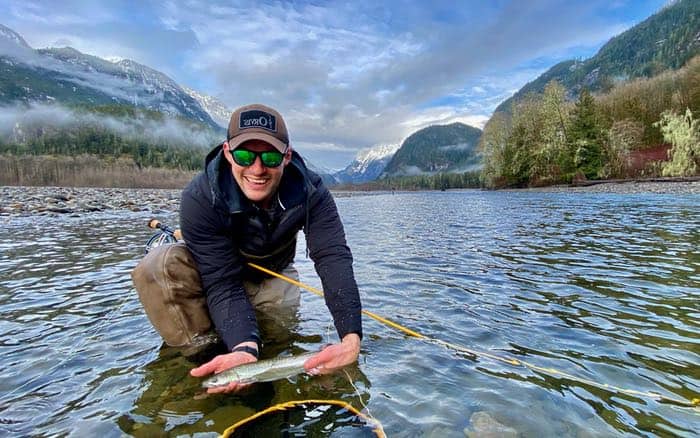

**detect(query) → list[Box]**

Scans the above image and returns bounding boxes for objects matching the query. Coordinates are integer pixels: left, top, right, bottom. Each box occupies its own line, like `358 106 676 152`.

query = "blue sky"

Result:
1 0 669 170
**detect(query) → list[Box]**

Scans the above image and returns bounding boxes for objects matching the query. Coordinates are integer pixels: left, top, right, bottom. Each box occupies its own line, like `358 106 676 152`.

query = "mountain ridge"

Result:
382 122 482 177
0 24 220 130
334 143 400 184
495 0 700 113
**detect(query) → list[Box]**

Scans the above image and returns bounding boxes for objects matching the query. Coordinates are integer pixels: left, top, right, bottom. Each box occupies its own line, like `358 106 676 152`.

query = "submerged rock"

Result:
464 411 517 438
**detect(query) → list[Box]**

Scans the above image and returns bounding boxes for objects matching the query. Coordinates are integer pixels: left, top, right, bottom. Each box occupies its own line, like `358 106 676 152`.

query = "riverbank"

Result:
0 186 181 216
1 179 698 216
506 178 700 195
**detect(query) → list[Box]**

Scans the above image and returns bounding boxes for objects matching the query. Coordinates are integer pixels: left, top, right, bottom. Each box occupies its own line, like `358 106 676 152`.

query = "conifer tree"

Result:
570 89 603 178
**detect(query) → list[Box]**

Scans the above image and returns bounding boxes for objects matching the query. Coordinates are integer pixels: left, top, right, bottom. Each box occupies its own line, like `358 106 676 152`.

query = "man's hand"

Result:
304 333 360 375
190 342 258 393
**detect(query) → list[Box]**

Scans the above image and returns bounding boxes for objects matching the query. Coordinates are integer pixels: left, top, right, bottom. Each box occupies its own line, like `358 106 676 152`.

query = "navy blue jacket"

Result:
180 144 362 350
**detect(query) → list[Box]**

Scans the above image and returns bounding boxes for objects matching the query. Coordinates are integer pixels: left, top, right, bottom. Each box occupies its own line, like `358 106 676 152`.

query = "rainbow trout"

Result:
202 352 316 388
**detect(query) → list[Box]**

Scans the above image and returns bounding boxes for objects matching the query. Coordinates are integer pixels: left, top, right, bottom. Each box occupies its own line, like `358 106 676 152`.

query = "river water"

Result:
0 190 698 437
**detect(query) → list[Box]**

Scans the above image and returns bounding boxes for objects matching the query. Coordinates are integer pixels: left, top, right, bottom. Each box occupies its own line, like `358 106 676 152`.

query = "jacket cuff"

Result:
220 315 261 351
336 313 363 341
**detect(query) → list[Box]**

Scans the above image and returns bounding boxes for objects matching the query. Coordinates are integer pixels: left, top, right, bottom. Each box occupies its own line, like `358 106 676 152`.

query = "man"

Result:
180 103 362 393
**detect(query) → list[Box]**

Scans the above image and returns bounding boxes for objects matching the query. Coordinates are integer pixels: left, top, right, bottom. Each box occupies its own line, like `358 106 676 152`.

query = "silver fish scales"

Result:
202 352 316 388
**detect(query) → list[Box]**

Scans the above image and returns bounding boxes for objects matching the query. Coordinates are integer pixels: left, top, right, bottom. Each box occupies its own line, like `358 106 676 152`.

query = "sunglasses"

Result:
231 147 287 168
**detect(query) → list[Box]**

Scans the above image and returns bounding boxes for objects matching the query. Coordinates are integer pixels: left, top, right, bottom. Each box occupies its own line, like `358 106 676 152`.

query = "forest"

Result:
0 104 215 186
479 56 700 188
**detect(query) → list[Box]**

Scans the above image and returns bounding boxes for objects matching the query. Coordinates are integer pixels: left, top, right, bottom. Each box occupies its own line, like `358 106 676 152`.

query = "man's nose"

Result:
249 155 265 172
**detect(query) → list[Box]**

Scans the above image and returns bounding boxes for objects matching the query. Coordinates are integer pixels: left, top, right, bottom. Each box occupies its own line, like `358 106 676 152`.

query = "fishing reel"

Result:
145 219 182 253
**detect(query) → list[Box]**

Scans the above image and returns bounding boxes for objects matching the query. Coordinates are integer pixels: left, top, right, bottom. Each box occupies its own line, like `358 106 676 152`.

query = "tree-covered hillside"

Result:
480 56 700 188
0 103 216 171
383 122 482 176
0 61 121 107
496 0 700 113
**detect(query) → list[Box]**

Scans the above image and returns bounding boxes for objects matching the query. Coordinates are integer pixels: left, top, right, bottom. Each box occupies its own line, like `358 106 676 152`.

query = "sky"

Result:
1 0 669 170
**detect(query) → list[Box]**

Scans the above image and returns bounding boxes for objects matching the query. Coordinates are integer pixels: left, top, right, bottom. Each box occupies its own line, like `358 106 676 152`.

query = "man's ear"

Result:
283 145 293 166
222 141 235 166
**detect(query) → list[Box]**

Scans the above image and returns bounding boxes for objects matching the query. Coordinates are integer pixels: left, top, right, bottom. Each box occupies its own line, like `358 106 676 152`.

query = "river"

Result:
0 190 698 436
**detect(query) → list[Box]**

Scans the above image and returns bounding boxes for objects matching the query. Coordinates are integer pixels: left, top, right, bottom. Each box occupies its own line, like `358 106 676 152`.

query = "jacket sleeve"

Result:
305 182 363 340
180 185 260 350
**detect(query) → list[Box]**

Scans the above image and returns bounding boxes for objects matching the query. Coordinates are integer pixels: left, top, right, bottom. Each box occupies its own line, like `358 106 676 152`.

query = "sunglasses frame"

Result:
230 146 288 168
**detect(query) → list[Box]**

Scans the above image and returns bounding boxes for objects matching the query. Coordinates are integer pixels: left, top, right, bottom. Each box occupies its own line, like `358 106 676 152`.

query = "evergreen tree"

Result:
569 89 603 178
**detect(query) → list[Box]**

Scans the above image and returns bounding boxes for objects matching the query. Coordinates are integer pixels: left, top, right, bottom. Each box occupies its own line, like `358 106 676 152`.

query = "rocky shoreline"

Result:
506 179 700 195
1 180 698 216
0 186 182 217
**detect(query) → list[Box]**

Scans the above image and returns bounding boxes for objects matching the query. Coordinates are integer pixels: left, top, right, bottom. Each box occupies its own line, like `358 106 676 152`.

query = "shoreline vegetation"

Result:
479 56 700 189
0 154 196 189
2 178 698 217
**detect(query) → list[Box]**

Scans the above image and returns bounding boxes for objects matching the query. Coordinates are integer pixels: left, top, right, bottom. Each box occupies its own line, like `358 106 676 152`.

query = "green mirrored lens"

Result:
232 149 257 166
260 151 284 167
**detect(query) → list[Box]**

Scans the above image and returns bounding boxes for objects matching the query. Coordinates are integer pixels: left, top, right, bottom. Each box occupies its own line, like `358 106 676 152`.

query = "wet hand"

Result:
191 348 257 393
304 333 360 375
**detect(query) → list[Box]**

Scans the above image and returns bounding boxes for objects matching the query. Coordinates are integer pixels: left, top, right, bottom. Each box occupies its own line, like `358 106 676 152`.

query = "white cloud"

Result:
0 103 217 147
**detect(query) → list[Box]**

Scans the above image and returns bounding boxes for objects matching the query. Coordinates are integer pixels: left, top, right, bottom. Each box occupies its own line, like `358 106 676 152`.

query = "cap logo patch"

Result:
239 110 277 132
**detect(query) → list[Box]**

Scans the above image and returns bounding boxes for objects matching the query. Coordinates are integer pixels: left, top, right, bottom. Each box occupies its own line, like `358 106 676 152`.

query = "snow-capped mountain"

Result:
0 23 31 49
0 24 218 129
183 86 231 129
334 143 400 184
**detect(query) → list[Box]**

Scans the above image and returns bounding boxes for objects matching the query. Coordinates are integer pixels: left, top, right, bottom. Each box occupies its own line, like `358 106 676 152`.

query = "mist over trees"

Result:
0 103 216 170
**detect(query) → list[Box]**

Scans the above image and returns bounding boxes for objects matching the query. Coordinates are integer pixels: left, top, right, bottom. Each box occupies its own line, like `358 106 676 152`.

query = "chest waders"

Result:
131 219 299 358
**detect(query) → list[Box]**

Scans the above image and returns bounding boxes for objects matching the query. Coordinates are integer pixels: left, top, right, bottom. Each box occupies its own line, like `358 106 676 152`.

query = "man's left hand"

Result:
304 333 360 375
190 342 258 394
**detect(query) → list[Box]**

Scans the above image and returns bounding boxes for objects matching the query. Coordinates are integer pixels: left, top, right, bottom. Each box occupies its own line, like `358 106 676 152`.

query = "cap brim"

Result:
227 132 288 152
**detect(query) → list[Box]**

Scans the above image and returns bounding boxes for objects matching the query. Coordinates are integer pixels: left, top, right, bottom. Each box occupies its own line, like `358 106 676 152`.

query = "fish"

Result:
202 352 317 388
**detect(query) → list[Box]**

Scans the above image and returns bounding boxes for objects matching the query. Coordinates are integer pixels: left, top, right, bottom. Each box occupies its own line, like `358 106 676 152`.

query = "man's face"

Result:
223 139 292 208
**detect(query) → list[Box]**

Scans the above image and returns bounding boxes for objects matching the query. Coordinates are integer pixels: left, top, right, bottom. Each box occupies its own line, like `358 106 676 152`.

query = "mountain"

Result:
334 143 400 184
303 159 340 186
382 122 482 176
495 0 700 113
0 24 220 130
183 86 231 128
0 22 30 49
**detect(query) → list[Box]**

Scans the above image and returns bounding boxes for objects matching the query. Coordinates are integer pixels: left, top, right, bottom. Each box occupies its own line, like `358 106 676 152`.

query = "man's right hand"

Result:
190 343 258 393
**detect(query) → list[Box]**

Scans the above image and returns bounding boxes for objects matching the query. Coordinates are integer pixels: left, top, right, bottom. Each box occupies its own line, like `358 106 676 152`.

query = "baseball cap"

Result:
227 104 289 152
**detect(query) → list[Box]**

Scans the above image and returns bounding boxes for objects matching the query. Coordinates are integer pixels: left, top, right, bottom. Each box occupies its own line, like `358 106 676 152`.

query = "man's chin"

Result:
242 188 272 203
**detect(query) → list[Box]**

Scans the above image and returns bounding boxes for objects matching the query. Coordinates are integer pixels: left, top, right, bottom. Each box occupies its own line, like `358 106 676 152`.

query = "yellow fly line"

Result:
247 263 700 410
221 399 386 437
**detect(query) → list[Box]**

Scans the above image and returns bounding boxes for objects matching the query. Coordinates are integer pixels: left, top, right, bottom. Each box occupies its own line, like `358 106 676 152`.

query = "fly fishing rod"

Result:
145 219 181 253
144 220 700 410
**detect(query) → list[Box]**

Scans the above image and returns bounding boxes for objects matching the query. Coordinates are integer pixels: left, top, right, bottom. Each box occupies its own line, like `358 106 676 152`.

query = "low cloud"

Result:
439 142 474 152
0 103 218 148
